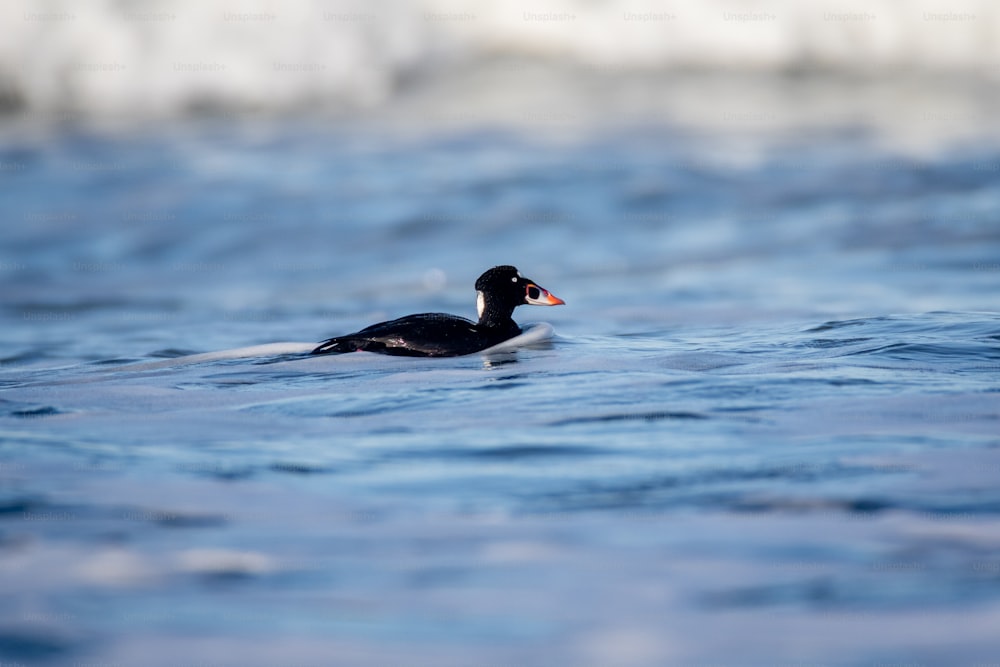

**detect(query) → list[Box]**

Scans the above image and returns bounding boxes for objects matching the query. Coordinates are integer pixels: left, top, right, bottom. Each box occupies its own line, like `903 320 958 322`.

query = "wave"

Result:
3 0 999 117
796 313 1000 368
105 323 553 371
107 342 318 371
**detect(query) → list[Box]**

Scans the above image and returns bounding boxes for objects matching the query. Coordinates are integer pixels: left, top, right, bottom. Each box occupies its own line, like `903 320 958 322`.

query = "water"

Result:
3 81 1000 664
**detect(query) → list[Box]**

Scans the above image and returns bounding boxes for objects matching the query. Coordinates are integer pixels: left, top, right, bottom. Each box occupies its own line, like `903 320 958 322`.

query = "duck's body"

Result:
310 313 519 357
311 266 563 357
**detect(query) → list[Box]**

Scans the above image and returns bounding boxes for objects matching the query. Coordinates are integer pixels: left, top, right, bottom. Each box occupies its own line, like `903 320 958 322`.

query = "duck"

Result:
311 265 564 357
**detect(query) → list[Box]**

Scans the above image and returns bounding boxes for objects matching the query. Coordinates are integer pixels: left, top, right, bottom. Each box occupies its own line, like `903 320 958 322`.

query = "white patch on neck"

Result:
476 290 485 319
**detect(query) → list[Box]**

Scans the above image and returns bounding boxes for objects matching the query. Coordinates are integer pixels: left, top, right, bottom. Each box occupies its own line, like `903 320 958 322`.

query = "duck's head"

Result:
474 265 564 327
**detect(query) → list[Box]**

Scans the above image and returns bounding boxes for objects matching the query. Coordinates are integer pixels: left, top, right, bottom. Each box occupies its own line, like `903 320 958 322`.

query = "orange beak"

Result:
525 283 565 306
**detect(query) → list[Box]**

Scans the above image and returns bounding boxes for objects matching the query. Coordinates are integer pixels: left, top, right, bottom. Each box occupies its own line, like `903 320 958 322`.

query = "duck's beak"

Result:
525 283 565 306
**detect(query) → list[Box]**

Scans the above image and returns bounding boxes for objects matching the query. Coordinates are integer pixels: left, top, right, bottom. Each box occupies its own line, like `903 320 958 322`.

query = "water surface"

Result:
2 108 1000 665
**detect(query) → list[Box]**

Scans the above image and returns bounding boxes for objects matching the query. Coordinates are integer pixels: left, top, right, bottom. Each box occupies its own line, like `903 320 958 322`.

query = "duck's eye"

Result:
526 285 540 300
511 276 518 283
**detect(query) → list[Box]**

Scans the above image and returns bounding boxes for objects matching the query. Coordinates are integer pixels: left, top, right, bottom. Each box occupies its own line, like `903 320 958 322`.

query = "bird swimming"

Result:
311 265 564 357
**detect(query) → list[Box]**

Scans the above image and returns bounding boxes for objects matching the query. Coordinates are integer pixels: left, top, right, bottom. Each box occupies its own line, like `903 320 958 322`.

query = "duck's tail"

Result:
310 337 357 355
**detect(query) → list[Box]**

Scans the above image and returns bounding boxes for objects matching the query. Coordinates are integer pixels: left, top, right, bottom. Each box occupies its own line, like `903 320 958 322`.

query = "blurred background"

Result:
3 0 1000 350
3 2 1000 666
3 0 1000 122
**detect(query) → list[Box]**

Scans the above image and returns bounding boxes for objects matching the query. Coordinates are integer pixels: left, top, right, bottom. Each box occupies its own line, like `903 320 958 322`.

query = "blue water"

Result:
2 114 1000 666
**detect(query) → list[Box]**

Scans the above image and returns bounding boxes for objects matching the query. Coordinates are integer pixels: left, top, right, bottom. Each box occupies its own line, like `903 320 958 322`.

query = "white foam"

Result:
4 0 998 118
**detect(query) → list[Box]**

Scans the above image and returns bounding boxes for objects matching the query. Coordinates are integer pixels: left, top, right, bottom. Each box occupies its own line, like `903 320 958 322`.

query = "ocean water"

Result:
3 69 1000 665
